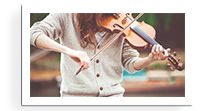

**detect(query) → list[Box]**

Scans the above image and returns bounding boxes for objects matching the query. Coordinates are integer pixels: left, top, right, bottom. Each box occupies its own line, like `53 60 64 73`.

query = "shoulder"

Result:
49 13 71 21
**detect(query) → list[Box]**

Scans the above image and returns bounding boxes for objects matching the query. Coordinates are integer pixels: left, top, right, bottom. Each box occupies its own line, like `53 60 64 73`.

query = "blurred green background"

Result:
30 13 185 97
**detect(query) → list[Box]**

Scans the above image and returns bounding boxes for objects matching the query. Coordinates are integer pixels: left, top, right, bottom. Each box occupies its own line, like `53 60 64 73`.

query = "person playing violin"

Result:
30 13 170 97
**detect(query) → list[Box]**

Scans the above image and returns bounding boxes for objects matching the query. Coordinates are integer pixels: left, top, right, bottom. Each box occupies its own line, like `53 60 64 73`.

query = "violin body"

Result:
101 13 156 51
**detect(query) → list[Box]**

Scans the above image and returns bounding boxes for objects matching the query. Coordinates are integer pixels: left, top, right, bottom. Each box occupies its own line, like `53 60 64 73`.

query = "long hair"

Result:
76 13 112 48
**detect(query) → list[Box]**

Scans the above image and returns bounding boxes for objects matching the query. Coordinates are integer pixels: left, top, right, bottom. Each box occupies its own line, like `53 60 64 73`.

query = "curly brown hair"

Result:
76 13 112 48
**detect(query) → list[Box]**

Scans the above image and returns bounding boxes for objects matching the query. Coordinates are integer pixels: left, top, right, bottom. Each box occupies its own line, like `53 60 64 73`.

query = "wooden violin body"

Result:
101 13 156 51
101 13 184 71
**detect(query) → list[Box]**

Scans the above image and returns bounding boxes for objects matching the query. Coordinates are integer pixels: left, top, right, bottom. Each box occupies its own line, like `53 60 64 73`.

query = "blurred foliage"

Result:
30 13 60 43
133 13 185 50
133 13 173 31
30 13 49 27
30 52 60 70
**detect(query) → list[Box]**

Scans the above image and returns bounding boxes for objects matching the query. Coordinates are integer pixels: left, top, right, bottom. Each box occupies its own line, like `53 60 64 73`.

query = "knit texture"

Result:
30 13 140 97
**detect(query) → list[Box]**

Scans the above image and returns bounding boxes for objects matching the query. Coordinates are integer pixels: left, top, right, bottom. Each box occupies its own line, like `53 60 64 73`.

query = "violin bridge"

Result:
122 16 127 24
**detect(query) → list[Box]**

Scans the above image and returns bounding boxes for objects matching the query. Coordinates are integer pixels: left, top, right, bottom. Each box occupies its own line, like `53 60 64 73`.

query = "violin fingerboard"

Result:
130 24 158 46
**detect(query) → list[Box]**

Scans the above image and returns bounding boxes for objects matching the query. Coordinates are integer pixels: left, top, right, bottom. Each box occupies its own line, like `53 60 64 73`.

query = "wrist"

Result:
61 46 70 55
147 54 156 63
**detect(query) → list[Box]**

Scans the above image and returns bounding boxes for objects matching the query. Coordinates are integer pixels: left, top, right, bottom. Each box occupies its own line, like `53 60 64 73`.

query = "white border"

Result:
22 4 192 105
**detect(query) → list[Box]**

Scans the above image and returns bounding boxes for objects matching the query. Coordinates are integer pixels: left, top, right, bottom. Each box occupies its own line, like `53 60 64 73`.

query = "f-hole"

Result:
113 24 124 29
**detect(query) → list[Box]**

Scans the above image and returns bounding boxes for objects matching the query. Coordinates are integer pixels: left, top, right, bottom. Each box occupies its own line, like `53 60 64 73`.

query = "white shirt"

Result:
95 31 106 43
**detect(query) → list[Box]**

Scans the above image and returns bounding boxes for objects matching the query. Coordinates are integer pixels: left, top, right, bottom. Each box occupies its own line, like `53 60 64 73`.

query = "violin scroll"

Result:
166 51 184 71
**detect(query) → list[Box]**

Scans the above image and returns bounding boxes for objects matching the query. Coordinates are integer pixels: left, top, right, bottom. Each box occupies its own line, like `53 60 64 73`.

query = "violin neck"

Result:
130 23 171 57
130 23 158 46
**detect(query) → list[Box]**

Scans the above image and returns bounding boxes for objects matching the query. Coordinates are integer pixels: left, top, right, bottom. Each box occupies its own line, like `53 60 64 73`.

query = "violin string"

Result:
131 24 172 57
131 24 158 46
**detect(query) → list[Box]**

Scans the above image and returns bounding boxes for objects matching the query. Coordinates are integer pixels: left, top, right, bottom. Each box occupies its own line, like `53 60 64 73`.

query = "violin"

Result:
74 13 184 76
101 13 184 71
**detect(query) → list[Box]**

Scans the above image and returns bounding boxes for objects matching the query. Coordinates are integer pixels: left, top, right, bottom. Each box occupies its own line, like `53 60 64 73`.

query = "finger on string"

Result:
159 45 163 53
160 45 164 59
156 45 159 52
164 48 171 56
152 45 156 55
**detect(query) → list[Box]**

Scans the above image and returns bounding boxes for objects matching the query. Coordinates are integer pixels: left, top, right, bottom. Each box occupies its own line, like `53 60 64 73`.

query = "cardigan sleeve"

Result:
30 13 68 47
121 42 140 74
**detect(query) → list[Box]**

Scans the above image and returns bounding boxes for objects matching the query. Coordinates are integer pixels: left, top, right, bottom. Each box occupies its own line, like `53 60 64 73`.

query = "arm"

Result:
30 13 90 70
35 33 67 54
133 44 170 70
35 33 90 71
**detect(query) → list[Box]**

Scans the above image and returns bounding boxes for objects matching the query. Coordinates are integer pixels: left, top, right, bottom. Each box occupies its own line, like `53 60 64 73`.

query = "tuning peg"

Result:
170 67 175 71
173 52 177 56
166 62 171 66
177 63 184 71
178 57 181 62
